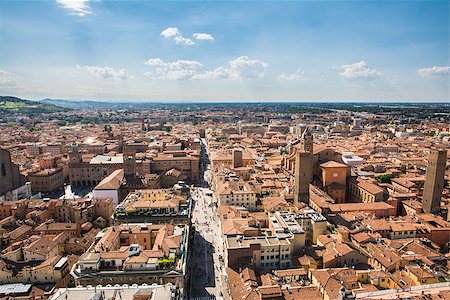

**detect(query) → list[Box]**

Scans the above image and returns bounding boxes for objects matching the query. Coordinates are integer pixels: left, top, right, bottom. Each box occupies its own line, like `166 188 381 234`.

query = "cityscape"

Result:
0 1 449 300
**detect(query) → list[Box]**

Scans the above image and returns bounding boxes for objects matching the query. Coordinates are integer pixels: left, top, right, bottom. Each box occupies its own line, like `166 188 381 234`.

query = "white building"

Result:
92 169 124 207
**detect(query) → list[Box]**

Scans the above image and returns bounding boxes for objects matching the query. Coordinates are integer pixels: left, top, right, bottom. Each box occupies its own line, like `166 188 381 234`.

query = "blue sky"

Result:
0 0 448 102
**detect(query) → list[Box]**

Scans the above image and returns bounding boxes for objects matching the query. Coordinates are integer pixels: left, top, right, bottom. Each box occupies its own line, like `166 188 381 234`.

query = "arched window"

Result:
1 163 6 177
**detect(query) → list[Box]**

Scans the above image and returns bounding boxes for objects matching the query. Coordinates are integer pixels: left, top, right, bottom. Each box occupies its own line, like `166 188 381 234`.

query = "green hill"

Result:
0 96 71 115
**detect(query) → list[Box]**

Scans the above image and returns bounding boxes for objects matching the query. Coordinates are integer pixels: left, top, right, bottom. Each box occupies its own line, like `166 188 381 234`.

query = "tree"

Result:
376 173 395 183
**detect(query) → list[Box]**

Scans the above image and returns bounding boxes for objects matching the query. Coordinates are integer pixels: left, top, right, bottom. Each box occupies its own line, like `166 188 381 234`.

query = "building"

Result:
422 149 447 214
232 148 243 168
70 223 189 293
295 210 328 244
0 255 71 286
151 150 199 182
216 180 257 211
348 178 386 203
320 161 347 203
225 235 294 271
0 147 30 201
92 169 125 207
293 129 314 204
28 168 65 194
294 151 313 204
113 184 191 225
322 242 368 268
49 284 178 300
69 143 124 187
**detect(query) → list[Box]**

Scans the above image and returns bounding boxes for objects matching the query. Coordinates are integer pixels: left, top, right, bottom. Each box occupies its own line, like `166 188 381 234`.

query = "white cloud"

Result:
144 58 203 80
418 66 450 77
197 66 234 80
193 33 214 40
174 36 195 46
144 58 202 70
144 58 166 67
160 27 195 46
144 56 267 81
227 56 268 79
56 0 92 16
160 27 180 38
195 56 268 80
278 68 304 81
339 61 383 80
0 70 16 87
77 65 129 80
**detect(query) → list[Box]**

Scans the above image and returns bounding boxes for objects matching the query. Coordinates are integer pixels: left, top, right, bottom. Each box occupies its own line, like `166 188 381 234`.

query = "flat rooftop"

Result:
226 235 290 248
90 155 123 164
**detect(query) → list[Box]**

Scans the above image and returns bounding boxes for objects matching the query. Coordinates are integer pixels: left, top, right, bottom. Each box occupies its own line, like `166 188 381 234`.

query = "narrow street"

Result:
189 139 229 300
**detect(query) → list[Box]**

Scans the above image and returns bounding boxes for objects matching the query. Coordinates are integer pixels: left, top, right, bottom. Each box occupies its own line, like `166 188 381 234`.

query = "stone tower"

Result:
69 142 81 163
232 149 243 168
294 128 314 204
301 127 313 153
422 149 447 214
294 151 313 204
123 146 136 179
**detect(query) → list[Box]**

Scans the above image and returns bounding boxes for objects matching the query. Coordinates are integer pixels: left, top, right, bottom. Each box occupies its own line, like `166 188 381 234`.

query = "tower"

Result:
237 121 242 135
294 127 314 204
141 119 147 132
123 146 136 179
294 151 313 204
232 149 243 168
118 135 124 153
301 127 313 154
422 149 447 214
69 142 81 163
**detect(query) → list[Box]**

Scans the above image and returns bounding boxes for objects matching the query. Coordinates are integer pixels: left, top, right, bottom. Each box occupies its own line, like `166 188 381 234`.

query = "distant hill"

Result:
40 98 182 110
0 96 71 115
40 98 131 109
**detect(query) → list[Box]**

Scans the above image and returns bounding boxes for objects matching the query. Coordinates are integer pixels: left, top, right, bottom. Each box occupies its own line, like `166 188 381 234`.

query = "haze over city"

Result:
0 0 449 102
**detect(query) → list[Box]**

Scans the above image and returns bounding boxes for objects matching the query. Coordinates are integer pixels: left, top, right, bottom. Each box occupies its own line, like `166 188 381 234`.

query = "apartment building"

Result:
226 235 293 271
71 223 189 293
216 180 257 211
348 177 386 203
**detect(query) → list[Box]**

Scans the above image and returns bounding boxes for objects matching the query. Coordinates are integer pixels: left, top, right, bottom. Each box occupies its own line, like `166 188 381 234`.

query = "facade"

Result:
295 210 328 244
28 168 65 194
232 148 243 168
216 180 257 211
422 149 447 214
0 148 29 201
348 178 386 203
92 169 124 207
320 161 347 203
68 143 124 187
151 151 200 182
0 256 70 285
226 235 293 271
